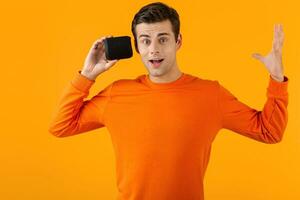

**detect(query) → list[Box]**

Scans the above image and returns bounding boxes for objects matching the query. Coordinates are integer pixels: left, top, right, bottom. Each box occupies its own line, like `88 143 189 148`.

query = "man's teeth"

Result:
150 59 164 62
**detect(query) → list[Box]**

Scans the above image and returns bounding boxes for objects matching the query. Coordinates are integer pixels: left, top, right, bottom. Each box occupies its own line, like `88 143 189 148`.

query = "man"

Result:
48 2 288 200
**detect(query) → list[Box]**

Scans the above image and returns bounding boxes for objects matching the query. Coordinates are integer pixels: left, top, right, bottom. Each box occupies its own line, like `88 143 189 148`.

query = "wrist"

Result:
80 71 96 81
271 74 284 82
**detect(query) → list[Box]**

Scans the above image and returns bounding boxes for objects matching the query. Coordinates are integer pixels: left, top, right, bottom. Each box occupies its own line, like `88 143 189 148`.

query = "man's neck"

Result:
148 68 183 84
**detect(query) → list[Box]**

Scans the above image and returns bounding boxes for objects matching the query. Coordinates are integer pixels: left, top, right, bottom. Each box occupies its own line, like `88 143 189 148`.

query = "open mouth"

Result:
149 59 164 67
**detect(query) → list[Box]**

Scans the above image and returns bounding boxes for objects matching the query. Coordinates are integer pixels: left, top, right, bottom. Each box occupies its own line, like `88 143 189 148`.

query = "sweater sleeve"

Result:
48 71 113 137
218 75 289 143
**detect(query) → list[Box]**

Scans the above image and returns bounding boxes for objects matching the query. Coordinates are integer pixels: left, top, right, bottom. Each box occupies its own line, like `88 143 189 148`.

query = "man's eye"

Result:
160 38 167 43
142 39 150 44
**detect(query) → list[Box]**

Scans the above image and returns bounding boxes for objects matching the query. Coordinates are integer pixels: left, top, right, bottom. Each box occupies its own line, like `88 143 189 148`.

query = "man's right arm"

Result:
48 71 112 137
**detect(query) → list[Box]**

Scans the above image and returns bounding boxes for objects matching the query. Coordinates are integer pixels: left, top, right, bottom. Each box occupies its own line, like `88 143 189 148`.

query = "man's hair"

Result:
131 2 180 53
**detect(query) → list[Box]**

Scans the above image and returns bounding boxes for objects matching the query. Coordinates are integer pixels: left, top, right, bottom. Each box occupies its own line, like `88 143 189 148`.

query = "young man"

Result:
49 2 288 200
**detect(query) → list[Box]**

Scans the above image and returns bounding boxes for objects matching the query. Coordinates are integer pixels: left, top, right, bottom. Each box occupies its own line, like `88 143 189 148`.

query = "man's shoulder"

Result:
185 73 219 88
107 74 146 94
112 74 145 87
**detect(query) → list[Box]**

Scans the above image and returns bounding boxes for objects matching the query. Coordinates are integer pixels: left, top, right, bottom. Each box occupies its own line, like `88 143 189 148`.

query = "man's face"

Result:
135 20 182 78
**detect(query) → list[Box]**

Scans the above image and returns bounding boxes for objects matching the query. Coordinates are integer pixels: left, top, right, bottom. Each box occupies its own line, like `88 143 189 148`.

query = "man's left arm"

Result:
218 75 288 143
219 24 289 143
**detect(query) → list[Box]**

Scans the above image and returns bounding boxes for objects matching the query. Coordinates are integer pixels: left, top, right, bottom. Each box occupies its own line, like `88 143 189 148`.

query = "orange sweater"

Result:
49 71 289 200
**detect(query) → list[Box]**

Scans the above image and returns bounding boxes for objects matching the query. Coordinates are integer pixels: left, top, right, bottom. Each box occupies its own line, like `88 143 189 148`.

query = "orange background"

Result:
0 0 299 199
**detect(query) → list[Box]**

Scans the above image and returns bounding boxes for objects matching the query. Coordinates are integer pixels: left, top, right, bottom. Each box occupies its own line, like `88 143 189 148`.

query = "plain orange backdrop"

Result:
0 0 299 199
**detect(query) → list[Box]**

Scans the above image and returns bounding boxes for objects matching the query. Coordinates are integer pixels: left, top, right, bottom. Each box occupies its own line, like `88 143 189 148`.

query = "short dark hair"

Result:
131 2 180 53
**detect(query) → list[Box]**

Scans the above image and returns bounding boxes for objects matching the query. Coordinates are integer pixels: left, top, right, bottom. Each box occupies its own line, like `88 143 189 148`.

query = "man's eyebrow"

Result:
138 34 150 39
157 33 170 37
138 32 170 38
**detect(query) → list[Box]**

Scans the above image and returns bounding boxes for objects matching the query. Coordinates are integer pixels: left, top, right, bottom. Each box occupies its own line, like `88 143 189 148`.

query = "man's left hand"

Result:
252 24 285 82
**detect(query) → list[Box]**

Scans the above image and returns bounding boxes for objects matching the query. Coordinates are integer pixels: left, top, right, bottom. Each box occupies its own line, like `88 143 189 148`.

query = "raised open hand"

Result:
252 24 285 82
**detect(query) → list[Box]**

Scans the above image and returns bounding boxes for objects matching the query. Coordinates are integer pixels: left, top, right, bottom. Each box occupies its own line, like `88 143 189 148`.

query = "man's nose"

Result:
149 40 160 55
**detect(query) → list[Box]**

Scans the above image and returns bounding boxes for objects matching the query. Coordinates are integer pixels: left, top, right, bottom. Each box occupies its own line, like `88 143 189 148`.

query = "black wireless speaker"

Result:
103 36 133 60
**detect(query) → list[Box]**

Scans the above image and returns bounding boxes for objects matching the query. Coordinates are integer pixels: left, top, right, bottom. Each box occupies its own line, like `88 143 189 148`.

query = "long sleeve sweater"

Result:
49 71 289 200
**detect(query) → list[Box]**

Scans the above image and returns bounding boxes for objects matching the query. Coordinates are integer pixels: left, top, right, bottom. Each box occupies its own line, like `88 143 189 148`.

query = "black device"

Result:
103 36 133 60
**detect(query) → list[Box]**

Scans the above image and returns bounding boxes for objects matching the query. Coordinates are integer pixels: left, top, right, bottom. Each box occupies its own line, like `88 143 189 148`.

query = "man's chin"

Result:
149 70 165 77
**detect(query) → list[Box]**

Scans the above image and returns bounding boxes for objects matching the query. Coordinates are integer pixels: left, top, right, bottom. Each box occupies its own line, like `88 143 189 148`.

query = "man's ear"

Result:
176 33 182 50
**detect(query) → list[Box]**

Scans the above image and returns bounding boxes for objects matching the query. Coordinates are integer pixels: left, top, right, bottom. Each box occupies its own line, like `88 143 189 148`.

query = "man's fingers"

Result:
93 37 106 50
272 24 284 52
279 24 284 47
92 35 113 50
94 42 104 50
252 53 264 63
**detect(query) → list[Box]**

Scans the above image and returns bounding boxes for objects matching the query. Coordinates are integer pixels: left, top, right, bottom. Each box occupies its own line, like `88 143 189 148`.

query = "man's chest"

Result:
104 91 221 145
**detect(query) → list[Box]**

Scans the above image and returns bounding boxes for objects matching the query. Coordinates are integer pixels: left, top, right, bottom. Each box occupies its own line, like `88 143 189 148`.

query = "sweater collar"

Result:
140 72 190 89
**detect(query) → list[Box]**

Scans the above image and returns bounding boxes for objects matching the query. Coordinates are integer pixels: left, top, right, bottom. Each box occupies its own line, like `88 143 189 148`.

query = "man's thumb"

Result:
105 59 118 70
252 53 264 63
